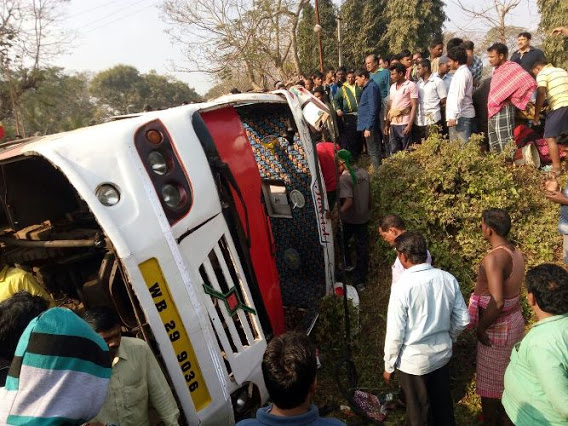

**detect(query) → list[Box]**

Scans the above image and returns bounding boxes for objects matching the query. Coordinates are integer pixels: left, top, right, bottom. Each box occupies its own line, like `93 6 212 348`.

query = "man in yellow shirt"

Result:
0 264 54 306
84 307 180 426
533 61 568 174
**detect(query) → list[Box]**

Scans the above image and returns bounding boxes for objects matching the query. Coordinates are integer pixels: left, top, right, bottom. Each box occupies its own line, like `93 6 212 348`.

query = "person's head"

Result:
365 54 380 73
389 62 407 84
336 149 357 185
447 46 467 70
354 68 369 87
312 86 325 100
336 66 347 83
487 43 508 67
462 40 475 60
400 49 412 69
346 69 356 86
274 81 286 90
379 57 390 69
391 54 401 65
446 37 464 52
0 292 49 360
517 32 532 51
325 68 335 83
438 56 450 75
84 306 122 360
525 264 568 316
429 40 444 58
531 60 549 77
312 71 324 87
394 231 428 268
413 51 423 65
2 308 112 425
262 331 317 410
481 208 511 240
304 77 314 91
378 215 406 247
416 59 432 79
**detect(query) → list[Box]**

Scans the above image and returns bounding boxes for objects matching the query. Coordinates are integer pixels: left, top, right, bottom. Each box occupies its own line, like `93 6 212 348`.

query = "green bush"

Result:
371 132 560 293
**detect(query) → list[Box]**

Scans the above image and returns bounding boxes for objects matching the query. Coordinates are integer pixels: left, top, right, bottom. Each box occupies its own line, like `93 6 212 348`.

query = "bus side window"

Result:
261 181 292 218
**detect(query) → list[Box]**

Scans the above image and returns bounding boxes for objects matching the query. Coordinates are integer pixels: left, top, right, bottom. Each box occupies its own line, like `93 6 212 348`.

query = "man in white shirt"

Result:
413 59 447 143
446 46 476 143
378 214 431 285
383 232 469 426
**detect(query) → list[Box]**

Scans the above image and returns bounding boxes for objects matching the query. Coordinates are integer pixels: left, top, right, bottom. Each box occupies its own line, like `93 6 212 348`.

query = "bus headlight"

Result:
96 184 120 206
148 151 168 175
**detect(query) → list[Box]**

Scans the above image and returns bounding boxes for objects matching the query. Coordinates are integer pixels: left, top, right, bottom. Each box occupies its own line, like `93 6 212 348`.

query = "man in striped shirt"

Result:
533 61 568 174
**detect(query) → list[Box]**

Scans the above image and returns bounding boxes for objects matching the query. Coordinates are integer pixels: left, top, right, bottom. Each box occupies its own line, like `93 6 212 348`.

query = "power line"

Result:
65 0 121 20
77 0 155 33
83 2 157 35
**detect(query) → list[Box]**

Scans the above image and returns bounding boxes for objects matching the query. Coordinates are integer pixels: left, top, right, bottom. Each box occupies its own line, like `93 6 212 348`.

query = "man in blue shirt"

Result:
383 232 469 426
237 332 344 426
366 54 390 143
355 69 382 168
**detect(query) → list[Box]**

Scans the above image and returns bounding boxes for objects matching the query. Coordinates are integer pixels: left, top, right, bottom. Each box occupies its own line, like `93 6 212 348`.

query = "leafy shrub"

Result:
370 133 560 294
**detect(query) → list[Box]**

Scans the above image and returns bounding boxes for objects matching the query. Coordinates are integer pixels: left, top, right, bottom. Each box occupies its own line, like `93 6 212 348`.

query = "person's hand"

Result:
336 110 344 117
447 119 456 127
383 125 390 136
403 123 412 135
551 26 568 36
325 210 338 220
544 175 560 193
477 327 492 346
364 129 371 138
383 370 394 385
545 190 566 203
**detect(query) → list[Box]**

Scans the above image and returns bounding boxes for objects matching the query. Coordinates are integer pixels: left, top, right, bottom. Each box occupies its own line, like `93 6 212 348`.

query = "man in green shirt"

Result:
85 307 180 426
502 264 568 425
334 70 363 158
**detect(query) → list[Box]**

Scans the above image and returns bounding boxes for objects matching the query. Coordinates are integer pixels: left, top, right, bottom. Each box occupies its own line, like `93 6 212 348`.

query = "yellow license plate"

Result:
139 258 211 411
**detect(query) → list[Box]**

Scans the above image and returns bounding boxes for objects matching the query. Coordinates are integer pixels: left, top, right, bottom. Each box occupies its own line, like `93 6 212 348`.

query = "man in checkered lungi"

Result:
468 209 525 425
487 43 537 153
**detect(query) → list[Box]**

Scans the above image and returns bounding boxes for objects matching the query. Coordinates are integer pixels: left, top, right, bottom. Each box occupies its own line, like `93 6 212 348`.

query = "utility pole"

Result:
337 14 343 67
314 0 324 72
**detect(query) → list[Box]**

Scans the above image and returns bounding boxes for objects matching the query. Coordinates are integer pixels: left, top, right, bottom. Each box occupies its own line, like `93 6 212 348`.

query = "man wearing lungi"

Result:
487 43 537 153
468 209 525 425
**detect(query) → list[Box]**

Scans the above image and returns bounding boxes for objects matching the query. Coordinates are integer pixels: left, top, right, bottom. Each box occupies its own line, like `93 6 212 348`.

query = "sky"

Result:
55 0 213 95
55 0 540 96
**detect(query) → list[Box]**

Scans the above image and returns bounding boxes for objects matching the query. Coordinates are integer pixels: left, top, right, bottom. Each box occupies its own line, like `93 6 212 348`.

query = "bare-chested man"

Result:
469 209 525 426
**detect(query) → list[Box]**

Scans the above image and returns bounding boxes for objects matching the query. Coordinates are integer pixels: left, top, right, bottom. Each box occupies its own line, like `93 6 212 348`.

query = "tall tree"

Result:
141 71 201 109
162 0 308 89
340 0 387 68
453 0 522 44
0 0 70 135
296 0 338 75
16 67 96 136
90 65 146 114
537 0 568 69
381 0 445 54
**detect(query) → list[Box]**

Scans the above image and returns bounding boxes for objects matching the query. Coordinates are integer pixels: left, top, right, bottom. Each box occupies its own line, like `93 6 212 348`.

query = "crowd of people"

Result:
299 32 568 178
